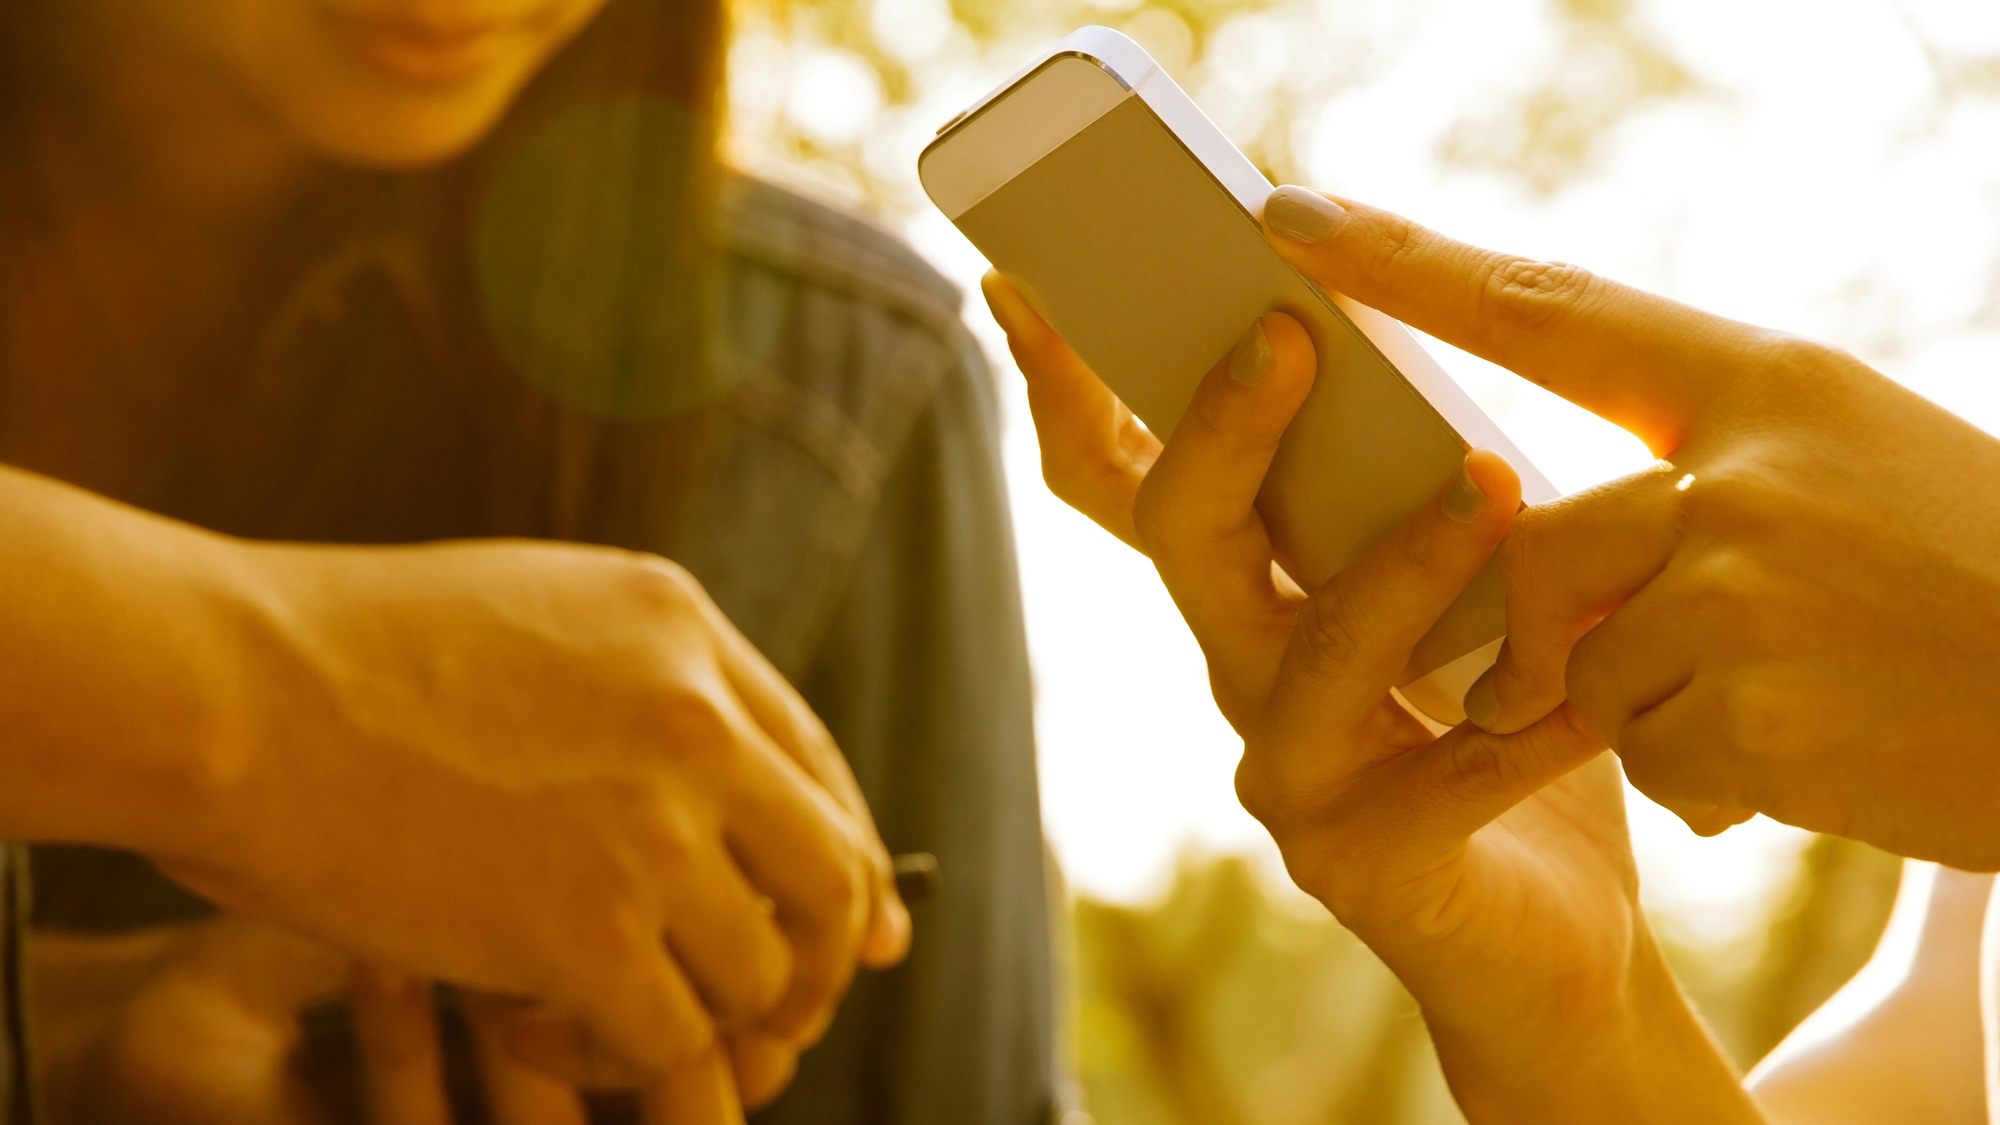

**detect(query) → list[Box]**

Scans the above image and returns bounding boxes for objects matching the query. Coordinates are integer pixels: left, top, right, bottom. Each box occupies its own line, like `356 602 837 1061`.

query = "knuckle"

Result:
1712 676 1800 761
651 691 736 759
1755 334 1861 385
1616 750 1682 809
1233 752 1280 827
1551 699 1604 750
800 834 869 932
1495 521 1536 586
1395 518 1453 576
1678 455 1791 538
1296 586 1368 671
1362 213 1428 281
626 555 699 612
1234 734 1349 837
1480 258 1599 333
1675 546 1765 625
1437 731 1511 805
1276 842 1345 915
1235 759 1337 891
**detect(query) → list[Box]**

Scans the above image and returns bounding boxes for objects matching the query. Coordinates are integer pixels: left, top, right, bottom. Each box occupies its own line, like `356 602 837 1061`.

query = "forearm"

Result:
1428 927 1766 1125
0 464 261 856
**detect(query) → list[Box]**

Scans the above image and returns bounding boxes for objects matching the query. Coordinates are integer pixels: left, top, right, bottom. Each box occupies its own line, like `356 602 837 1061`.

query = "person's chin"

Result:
286 83 521 169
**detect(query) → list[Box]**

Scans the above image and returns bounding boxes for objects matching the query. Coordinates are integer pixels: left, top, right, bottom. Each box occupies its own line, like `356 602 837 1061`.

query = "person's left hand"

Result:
32 914 800 1125
36 916 384 1125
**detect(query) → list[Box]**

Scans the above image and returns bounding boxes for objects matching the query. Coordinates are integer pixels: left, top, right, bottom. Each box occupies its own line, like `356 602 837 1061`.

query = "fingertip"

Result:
1257 312 1317 401
1462 448 1524 517
980 272 1042 339
1679 804 1756 837
730 1034 800 1111
860 892 912 969
979 270 1015 324
1188 312 1316 448
603 955 719 1079
643 1050 746 1125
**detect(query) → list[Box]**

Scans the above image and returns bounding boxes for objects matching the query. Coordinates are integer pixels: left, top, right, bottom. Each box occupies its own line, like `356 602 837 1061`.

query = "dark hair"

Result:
424 0 737 544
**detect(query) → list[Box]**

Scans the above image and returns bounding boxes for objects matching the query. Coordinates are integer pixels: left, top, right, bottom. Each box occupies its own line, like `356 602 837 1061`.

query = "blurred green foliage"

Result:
731 0 1710 214
1067 856 1458 1125
1436 0 1695 194
1065 842 1898 1125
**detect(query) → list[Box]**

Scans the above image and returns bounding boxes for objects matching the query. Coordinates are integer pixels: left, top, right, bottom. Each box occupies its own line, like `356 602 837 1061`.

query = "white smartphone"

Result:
919 27 1558 723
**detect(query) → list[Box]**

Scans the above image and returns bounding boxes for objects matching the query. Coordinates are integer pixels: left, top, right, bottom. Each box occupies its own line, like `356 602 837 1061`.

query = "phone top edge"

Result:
921 27 1275 219
919 26 1560 505
922 27 1128 144
918 54 1133 219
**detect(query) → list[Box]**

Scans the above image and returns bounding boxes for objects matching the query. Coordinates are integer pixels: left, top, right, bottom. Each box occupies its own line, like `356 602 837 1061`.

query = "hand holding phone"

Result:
920 27 1556 721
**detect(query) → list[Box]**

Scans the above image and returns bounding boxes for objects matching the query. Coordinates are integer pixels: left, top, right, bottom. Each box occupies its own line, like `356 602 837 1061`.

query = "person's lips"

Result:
323 11 508 85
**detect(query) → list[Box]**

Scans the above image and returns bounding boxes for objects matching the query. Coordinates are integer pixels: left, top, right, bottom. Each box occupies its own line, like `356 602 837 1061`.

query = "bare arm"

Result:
0 463 265 852
1748 862 1989 1124
0 461 909 1119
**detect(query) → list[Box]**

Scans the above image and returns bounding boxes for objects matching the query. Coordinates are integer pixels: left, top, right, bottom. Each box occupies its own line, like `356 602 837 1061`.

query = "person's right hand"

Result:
1255 188 2000 867
140 540 908 1122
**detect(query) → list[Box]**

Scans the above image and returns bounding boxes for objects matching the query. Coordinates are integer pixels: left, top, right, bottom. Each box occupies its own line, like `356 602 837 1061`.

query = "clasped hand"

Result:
142 540 910 1122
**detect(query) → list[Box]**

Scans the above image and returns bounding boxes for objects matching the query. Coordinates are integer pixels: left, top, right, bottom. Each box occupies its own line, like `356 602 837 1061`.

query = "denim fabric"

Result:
18 175 1055 1125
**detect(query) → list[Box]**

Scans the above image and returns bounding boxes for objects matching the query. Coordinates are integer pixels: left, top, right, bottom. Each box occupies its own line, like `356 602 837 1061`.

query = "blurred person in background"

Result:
0 0 1052 1123
991 186 2000 1121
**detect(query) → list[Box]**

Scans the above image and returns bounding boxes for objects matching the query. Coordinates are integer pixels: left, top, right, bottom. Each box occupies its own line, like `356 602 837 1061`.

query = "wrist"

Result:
1425 927 1764 1125
0 481 275 862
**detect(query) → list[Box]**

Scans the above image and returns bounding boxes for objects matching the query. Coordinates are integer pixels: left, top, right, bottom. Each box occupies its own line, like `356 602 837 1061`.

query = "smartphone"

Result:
918 26 1558 723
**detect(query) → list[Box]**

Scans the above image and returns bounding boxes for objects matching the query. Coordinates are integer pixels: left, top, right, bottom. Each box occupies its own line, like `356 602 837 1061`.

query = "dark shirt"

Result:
14 175 1055 1125
0 848 28 1125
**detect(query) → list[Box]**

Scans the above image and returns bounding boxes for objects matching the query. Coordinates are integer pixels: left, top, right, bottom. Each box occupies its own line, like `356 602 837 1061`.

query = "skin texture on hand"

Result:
986 282 1764 1123
1256 190 2000 867
32 915 744 1125
0 464 906 1123
151 535 910 1117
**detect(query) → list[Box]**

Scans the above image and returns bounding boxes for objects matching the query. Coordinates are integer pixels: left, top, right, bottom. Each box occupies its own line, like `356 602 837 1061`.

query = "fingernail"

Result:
1264 186 1348 244
1442 461 1487 523
1462 666 1498 731
1228 318 1273 386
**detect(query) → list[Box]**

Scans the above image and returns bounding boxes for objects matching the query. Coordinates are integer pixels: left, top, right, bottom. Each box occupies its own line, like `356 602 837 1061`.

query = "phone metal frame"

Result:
921 28 1559 721
923 26 1557 511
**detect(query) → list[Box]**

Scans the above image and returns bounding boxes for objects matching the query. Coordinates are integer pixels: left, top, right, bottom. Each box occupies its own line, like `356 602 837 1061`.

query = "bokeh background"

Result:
726 1 2000 1120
